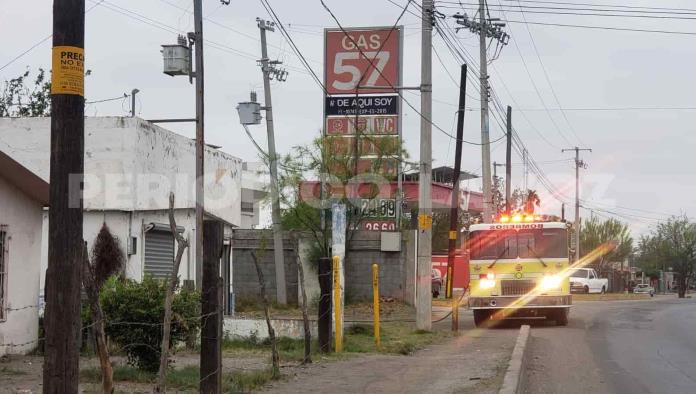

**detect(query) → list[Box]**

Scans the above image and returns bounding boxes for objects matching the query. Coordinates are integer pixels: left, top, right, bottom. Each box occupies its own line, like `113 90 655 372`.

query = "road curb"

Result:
498 324 530 394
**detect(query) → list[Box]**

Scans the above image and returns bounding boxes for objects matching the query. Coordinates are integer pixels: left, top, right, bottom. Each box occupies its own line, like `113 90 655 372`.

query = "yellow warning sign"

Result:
51 46 84 96
418 214 433 231
449 230 457 240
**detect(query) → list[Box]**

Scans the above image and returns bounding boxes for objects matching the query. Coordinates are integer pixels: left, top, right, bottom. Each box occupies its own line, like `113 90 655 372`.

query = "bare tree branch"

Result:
155 193 190 393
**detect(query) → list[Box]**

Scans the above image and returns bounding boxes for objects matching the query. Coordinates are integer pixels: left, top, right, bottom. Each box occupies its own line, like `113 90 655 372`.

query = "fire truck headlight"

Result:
479 279 496 289
540 275 562 290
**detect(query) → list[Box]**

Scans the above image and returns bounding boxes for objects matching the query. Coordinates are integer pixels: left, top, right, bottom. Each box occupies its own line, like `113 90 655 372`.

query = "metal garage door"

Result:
144 230 175 279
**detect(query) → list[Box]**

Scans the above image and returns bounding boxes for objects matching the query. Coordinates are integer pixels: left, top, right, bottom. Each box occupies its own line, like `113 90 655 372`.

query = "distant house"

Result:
0 151 48 356
0 116 267 316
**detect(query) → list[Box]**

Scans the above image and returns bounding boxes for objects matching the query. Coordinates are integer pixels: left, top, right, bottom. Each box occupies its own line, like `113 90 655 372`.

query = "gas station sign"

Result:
324 26 403 232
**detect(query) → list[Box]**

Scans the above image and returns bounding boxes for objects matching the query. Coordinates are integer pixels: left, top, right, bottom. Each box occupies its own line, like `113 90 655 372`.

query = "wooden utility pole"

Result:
43 0 85 391
446 64 467 301
193 0 205 290
505 106 512 213
200 220 223 393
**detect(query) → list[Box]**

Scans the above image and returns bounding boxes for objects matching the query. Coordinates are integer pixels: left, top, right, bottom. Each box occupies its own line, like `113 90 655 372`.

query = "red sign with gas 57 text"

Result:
325 28 401 95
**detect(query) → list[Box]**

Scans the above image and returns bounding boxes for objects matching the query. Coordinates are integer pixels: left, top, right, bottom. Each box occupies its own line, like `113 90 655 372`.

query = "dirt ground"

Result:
1 305 517 393
0 352 268 393
259 307 519 394
261 330 515 394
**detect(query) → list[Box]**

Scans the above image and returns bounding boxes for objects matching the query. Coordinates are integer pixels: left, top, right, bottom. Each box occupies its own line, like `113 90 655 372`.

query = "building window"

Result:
0 225 8 321
241 201 254 214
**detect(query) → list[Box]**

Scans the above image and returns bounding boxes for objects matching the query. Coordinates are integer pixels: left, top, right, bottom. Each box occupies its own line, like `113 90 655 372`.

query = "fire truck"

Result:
467 214 572 327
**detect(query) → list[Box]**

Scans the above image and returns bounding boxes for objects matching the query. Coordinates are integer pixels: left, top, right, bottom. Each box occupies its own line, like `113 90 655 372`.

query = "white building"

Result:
0 117 265 312
0 151 48 356
241 161 269 229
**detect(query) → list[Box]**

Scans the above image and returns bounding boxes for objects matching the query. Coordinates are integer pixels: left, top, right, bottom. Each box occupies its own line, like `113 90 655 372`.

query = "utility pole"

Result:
416 0 434 331
200 220 223 393
193 0 205 290
522 148 528 192
258 18 288 305
562 146 592 262
43 0 85 391
478 0 492 223
454 1 508 223
505 106 512 213
446 64 467 301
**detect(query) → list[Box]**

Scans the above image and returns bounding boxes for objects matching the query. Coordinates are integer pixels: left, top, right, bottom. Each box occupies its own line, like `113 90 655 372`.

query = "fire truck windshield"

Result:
470 228 568 260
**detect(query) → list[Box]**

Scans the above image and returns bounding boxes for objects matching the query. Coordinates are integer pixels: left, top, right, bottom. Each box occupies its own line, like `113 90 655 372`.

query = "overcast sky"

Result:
2 0 695 235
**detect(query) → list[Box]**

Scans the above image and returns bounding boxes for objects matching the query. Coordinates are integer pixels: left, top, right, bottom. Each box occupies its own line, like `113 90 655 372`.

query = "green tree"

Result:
0 68 51 117
275 134 407 264
636 216 696 298
580 217 633 274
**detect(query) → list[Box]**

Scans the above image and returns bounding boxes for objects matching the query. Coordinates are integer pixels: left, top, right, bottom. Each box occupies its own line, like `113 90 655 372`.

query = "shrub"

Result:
99 276 201 372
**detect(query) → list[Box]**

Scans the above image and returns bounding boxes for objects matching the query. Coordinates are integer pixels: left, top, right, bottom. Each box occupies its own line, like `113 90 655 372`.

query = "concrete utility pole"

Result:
505 106 512 213
454 1 508 223
416 0 434 331
193 0 205 290
479 0 493 223
258 18 288 305
43 0 85 390
562 147 592 261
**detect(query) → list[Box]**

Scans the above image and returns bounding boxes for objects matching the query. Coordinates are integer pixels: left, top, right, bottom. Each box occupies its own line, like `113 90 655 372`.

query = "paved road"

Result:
524 296 696 394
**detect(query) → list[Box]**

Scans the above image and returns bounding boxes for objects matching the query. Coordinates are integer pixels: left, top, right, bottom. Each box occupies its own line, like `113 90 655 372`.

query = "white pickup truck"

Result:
569 268 608 294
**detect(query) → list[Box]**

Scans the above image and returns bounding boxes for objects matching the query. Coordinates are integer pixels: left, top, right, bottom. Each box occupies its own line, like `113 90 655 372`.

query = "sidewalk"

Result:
262 319 517 394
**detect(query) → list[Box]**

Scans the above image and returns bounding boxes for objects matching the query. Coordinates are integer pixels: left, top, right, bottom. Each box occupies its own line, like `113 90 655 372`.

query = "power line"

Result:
86 0 309 75
258 0 327 94
499 20 696 36
434 10 571 198
479 1 578 147
499 0 696 13
517 106 696 112
320 1 501 146
580 198 684 219
0 0 106 73
158 0 322 66
508 0 585 146
444 2 696 20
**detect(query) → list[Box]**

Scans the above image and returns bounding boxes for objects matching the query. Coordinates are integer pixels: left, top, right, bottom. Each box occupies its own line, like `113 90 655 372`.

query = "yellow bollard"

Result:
372 263 381 349
333 256 342 353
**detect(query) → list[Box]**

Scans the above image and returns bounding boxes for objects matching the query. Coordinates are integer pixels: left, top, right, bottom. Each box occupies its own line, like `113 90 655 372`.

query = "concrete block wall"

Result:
231 229 417 306
231 229 298 305
344 231 414 302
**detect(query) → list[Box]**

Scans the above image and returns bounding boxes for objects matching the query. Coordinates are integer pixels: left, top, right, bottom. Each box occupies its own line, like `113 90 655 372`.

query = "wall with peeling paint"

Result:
0 117 243 225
